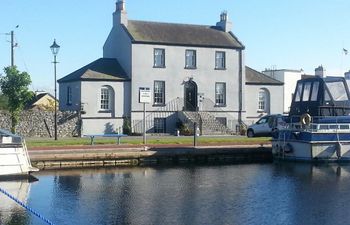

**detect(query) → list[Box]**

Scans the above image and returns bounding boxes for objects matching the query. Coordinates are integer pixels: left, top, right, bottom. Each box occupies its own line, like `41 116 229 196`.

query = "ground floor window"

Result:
215 82 226 106
154 118 166 133
216 117 227 126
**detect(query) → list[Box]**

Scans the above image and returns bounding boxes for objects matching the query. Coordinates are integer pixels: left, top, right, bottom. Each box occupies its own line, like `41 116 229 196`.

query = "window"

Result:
258 90 266 111
100 86 111 110
302 82 312 101
294 83 303 102
154 81 165 105
215 51 226 69
154 118 166 133
67 86 72 105
215 82 226 106
326 81 349 101
154 48 165 68
310 82 319 101
185 50 196 69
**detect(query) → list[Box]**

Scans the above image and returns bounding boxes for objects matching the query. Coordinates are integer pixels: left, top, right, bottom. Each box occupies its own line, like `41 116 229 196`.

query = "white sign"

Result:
139 87 151 103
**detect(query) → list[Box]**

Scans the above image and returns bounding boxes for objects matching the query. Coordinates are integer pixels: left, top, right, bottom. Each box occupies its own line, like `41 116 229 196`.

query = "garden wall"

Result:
0 110 80 138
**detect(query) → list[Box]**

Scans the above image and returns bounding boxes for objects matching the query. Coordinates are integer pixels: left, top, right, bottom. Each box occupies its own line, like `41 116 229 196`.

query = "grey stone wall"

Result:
0 110 80 138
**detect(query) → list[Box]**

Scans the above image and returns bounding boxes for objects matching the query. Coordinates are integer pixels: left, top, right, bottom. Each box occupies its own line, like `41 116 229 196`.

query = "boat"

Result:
0 129 38 178
272 76 350 162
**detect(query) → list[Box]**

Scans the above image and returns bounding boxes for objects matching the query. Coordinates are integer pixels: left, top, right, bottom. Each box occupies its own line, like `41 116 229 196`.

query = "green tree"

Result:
0 66 33 133
0 93 9 110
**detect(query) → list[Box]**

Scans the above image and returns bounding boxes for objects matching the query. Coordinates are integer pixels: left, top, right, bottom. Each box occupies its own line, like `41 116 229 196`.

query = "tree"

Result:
0 66 33 133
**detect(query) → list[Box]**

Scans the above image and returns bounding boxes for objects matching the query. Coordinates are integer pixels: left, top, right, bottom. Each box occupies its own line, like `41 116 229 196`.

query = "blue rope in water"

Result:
0 186 55 225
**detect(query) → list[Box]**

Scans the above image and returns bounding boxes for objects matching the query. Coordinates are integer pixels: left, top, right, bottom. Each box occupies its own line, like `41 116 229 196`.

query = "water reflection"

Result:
0 180 31 225
2 164 350 225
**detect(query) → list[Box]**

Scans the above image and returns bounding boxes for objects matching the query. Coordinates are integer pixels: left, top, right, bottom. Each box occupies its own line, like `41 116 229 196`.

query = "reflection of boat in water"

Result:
0 179 32 224
0 129 38 178
272 76 350 162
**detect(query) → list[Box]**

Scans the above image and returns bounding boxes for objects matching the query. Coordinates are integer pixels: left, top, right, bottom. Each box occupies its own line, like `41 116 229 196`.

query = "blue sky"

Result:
1 0 350 93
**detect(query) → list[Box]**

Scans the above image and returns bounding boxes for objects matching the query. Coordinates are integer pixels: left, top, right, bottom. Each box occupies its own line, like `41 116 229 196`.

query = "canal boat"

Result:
0 129 38 178
272 76 350 162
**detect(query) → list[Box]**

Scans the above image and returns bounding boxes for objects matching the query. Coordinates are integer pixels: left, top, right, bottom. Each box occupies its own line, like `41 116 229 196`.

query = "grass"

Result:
26 136 271 148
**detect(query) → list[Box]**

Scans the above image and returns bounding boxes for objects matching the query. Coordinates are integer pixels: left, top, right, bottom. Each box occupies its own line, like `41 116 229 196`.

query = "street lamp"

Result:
50 39 60 140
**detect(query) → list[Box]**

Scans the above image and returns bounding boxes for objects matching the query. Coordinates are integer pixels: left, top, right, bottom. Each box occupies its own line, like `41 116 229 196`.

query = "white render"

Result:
263 69 302 114
245 84 284 124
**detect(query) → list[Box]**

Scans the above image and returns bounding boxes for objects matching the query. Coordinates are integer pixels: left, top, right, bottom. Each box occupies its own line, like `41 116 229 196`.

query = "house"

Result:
245 67 284 124
59 0 247 135
26 91 57 111
262 69 303 114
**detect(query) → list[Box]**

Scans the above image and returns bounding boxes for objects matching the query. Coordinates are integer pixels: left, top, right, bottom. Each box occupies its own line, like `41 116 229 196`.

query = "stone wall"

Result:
0 110 80 138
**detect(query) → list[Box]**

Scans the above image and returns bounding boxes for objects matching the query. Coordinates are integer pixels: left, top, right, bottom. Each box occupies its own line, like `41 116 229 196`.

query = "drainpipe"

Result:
238 49 243 126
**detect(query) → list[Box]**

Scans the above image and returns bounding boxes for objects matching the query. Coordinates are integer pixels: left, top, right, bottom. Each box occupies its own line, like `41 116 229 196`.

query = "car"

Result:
246 114 287 138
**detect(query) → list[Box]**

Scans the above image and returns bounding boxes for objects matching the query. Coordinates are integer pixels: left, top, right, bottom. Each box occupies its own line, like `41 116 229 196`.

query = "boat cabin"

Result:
289 77 350 117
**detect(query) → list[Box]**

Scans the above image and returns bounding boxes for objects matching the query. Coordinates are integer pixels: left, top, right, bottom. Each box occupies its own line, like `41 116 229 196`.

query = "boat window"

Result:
329 125 338 129
326 81 349 101
340 125 349 129
319 125 328 129
294 83 303 102
311 124 318 129
310 82 319 101
302 82 312 101
324 90 331 101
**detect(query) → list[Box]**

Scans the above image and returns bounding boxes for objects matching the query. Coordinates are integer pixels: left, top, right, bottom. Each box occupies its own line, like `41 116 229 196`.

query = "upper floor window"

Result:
154 48 165 68
215 51 226 69
154 81 165 105
67 86 72 105
100 86 112 110
215 82 226 106
185 50 196 69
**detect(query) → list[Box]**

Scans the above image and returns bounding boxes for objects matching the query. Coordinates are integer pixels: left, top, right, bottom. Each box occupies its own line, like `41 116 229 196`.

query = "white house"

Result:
58 0 249 135
262 69 303 114
245 67 284 124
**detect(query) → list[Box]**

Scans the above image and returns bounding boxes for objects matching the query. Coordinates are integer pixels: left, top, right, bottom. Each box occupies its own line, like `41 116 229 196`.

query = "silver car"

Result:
247 114 286 138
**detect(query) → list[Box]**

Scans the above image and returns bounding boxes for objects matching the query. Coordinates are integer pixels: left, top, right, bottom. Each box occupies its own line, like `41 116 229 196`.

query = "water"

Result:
1 163 350 225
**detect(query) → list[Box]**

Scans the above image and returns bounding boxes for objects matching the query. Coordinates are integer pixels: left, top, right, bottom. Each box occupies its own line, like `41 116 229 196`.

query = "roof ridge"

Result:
246 66 283 83
129 19 212 28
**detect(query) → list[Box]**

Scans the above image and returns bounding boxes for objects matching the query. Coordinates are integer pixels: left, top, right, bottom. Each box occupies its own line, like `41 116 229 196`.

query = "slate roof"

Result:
246 66 283 85
58 58 129 83
124 20 244 49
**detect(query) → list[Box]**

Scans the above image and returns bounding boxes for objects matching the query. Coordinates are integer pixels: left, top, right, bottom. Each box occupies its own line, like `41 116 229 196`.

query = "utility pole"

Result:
10 30 14 67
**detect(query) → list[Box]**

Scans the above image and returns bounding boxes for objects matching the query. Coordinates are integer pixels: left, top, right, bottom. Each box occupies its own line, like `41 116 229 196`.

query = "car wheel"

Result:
247 129 254 138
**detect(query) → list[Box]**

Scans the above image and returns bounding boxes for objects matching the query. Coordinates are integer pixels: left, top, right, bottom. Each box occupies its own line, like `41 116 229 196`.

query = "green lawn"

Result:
26 136 271 148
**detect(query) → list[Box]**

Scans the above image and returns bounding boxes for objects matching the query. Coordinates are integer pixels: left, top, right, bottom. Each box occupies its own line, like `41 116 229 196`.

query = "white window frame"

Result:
154 81 165 105
185 50 196 69
215 82 226 106
100 86 111 111
258 89 266 111
215 51 226 69
154 48 165 68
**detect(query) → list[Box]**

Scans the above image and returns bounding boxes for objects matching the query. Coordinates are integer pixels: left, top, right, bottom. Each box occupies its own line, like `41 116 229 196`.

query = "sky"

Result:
1 0 350 93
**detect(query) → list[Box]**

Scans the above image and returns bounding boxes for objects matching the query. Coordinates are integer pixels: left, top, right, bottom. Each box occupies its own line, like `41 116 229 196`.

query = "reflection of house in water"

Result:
0 180 31 224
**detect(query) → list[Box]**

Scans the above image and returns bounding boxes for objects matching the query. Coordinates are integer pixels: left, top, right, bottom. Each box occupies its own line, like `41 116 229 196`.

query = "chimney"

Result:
216 11 232 32
113 0 128 27
315 65 324 77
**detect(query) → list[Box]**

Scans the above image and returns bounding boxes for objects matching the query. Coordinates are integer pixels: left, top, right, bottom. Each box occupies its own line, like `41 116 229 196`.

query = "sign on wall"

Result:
139 87 151 104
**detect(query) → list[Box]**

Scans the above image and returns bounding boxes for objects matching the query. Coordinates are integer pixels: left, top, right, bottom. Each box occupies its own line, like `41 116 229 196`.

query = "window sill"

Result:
214 104 227 107
215 68 226 71
98 110 112 113
257 110 266 113
153 66 166 69
185 67 197 70
153 104 166 107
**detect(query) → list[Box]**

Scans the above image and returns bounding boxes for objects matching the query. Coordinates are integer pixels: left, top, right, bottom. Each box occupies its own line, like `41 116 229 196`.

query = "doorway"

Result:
184 80 198 111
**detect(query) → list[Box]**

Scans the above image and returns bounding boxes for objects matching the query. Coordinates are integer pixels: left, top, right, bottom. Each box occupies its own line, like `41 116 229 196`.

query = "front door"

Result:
184 80 198 111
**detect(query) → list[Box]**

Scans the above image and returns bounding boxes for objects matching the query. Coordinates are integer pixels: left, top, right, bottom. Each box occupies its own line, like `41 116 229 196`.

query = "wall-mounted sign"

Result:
139 87 151 104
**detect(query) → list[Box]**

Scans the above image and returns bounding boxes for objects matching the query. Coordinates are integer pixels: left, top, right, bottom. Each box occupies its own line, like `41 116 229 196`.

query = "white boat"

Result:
0 129 38 178
272 76 350 162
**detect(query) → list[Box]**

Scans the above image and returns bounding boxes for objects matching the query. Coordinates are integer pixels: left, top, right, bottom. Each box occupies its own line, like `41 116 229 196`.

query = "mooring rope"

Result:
0 186 55 225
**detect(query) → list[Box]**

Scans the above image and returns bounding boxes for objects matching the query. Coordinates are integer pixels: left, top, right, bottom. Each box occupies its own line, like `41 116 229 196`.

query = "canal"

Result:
1 163 350 225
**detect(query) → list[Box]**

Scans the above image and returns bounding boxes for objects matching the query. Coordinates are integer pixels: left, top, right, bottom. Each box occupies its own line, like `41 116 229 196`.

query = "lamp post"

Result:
50 39 60 140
